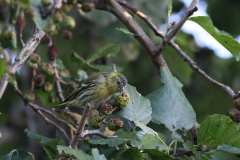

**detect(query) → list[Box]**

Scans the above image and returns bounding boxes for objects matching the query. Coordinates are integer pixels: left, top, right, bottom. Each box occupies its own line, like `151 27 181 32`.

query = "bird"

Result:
54 71 128 110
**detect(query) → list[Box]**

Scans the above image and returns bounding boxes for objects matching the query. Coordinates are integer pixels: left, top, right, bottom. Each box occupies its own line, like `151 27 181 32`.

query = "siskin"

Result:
55 71 128 110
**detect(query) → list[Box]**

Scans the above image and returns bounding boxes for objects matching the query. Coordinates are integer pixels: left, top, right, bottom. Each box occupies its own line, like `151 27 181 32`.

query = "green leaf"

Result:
144 149 172 160
31 0 54 30
189 16 240 61
92 148 107 160
134 121 167 151
88 136 141 148
91 64 123 72
114 129 142 148
57 145 94 160
115 28 134 36
146 67 196 141
86 44 120 63
25 129 65 160
113 85 152 125
198 114 240 148
107 64 118 72
217 144 240 154
139 133 166 150
70 52 99 72
108 148 143 160
0 149 33 160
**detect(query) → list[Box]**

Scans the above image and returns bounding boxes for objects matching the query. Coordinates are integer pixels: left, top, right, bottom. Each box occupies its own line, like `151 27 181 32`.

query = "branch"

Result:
13 83 72 141
70 103 91 149
108 0 171 74
82 130 118 139
37 110 71 142
116 0 237 99
155 0 199 54
78 0 170 75
51 59 65 102
0 29 45 100
169 42 236 98
0 0 63 100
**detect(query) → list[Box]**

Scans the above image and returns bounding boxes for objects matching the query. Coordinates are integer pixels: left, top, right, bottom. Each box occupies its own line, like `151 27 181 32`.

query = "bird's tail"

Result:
54 101 69 110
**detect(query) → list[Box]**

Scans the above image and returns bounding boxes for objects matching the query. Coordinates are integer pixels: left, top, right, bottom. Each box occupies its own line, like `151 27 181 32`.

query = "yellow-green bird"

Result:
55 71 128 110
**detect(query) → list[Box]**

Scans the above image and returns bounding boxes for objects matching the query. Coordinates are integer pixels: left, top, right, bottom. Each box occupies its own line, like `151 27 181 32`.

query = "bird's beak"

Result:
119 86 124 95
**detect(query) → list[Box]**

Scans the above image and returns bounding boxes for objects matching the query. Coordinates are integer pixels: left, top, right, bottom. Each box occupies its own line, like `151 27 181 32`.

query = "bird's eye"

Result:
117 81 120 85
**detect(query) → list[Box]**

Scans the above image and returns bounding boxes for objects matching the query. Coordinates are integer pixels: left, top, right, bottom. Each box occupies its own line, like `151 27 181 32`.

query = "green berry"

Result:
27 60 38 70
2 30 16 40
114 93 130 109
82 2 95 12
108 118 123 131
54 12 63 23
89 115 103 129
41 63 54 75
23 91 35 102
64 16 75 29
42 82 53 92
24 8 36 18
45 23 57 36
41 0 50 6
33 74 45 87
29 53 41 63
99 103 113 115
61 3 72 12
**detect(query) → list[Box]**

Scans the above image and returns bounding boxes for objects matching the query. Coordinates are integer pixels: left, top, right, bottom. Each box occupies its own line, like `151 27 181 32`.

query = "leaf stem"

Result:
174 141 177 156
131 125 136 139
165 0 172 35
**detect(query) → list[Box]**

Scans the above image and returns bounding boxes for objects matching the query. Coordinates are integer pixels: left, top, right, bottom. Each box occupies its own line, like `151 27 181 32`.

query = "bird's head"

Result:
107 72 128 94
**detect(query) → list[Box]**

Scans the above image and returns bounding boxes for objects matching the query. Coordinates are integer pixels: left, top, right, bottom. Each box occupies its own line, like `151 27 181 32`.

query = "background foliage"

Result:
1 0 240 159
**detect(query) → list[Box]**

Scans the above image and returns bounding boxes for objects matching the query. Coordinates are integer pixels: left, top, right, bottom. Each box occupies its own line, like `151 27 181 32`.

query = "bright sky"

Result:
172 0 236 59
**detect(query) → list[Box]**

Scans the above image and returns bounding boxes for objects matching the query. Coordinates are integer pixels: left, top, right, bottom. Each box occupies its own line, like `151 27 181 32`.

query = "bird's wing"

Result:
54 72 105 109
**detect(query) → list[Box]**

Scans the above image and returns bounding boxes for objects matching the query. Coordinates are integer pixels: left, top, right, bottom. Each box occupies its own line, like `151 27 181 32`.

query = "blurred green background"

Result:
1 0 240 159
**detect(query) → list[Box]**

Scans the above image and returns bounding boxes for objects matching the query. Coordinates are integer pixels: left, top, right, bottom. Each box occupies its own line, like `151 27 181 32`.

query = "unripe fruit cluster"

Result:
115 93 130 109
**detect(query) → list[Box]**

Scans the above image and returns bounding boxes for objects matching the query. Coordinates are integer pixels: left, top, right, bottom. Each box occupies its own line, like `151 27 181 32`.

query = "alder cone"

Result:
48 45 57 61
15 15 26 33
61 30 72 39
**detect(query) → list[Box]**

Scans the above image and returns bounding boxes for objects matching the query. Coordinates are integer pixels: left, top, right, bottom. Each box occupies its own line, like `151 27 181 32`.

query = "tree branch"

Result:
37 110 71 142
0 29 45 100
70 103 91 149
13 83 71 141
0 74 9 99
155 0 199 54
108 0 171 74
169 42 236 98
0 0 63 100
82 130 118 139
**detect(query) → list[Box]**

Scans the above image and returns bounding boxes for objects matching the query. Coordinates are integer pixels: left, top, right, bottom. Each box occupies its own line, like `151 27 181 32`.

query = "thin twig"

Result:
116 0 237 99
1 45 10 63
82 130 118 139
0 74 9 99
31 70 36 91
37 110 71 141
51 59 65 102
169 42 236 99
95 0 171 75
0 29 45 100
19 29 25 47
13 83 71 141
70 103 91 149
155 0 199 54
